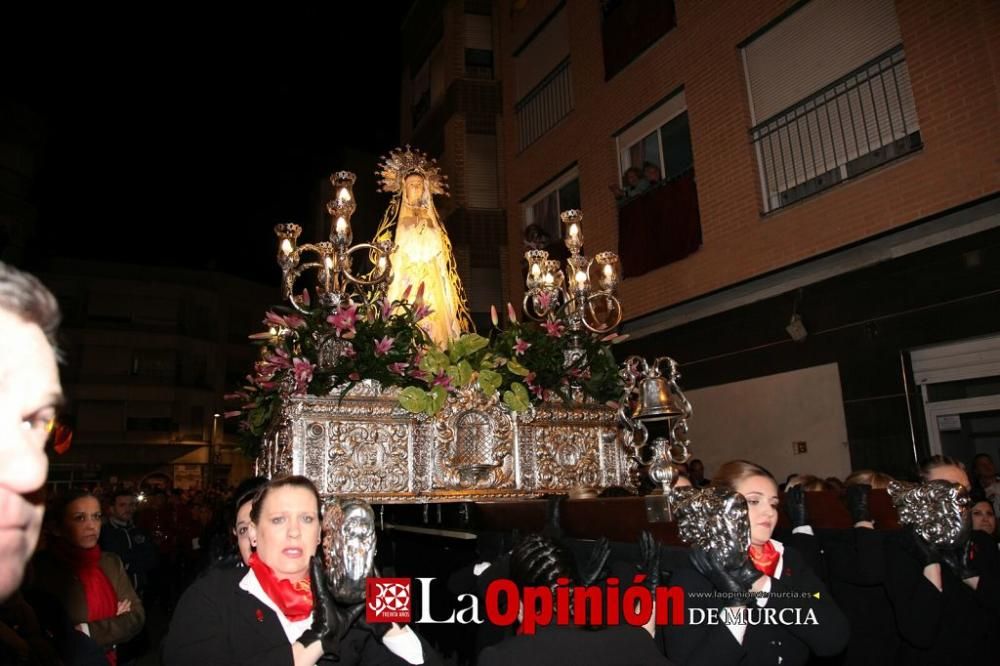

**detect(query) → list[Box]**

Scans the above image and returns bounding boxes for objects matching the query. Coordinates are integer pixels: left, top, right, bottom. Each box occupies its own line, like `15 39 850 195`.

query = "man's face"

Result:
113 496 137 523
0 311 61 599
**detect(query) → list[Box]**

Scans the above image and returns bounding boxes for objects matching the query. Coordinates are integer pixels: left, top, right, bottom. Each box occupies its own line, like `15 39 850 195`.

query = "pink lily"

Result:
431 371 453 391
514 337 531 355
327 304 358 339
542 320 564 338
292 358 314 395
374 335 395 357
490 305 499 327
388 362 409 376
507 302 518 323
412 283 432 321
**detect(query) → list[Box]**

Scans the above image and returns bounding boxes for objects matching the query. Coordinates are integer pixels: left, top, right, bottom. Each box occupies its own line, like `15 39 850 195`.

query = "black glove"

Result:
731 557 763 589
298 556 364 655
542 495 565 540
784 485 809 529
689 548 750 607
637 531 661 591
845 484 872 524
581 537 611 586
903 526 940 567
939 540 977 581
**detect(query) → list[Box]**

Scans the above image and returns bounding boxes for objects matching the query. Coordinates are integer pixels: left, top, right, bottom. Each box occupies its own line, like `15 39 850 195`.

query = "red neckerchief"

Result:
748 541 780 578
248 552 313 621
55 541 119 666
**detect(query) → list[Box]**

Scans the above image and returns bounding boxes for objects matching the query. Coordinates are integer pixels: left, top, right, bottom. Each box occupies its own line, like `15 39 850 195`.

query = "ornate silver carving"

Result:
670 486 751 570
888 479 971 547
258 384 634 502
322 498 376 604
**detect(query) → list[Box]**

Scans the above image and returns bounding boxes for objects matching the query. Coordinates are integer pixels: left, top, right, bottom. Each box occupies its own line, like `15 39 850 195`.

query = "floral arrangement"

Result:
226 288 623 458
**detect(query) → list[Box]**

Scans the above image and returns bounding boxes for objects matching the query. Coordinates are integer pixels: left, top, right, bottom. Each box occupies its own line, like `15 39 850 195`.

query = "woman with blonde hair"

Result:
664 460 847 665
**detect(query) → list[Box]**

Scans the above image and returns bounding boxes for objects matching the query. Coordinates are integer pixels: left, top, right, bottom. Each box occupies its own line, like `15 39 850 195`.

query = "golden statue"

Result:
375 147 472 349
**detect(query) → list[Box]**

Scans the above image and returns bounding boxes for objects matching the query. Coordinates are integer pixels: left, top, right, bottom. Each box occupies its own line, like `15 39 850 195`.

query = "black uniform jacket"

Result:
661 541 849 666
163 566 438 666
478 624 674 666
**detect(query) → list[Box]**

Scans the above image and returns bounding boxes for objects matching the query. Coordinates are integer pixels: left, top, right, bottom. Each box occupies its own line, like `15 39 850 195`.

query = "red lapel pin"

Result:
256 609 265 623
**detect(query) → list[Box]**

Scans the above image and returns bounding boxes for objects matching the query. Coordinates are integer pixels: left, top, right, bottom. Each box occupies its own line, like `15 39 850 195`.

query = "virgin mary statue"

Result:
375 146 472 349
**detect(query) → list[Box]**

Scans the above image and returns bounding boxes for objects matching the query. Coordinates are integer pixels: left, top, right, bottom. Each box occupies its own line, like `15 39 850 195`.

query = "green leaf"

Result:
398 386 430 413
449 333 490 362
502 382 531 412
447 360 475 389
506 358 531 377
426 386 448 415
478 368 502 395
419 349 450 375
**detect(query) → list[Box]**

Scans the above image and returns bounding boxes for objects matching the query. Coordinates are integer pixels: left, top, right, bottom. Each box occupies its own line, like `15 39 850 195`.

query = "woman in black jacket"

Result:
883 457 1000 664
163 475 437 666
663 460 848 666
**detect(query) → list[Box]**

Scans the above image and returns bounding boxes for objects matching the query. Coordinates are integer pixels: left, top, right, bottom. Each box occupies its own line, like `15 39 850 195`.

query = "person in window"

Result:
643 162 662 187
610 167 648 203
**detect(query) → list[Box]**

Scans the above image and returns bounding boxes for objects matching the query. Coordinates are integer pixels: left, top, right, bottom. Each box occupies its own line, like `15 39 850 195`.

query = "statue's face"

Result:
403 174 427 208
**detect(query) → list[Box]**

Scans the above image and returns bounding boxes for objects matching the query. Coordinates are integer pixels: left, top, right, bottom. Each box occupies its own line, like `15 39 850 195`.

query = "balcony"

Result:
618 169 701 278
515 58 573 151
751 45 922 213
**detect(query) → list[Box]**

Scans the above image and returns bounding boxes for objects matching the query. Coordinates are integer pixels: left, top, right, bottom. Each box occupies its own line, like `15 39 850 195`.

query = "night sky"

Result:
6 6 412 284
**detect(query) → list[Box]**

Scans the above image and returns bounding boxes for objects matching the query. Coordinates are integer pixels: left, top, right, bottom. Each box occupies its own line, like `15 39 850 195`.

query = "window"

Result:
465 13 493 79
411 42 445 128
523 168 580 242
126 401 174 432
465 134 499 209
615 92 701 277
743 0 920 212
514 7 572 149
131 349 177 380
601 0 676 80
615 90 692 184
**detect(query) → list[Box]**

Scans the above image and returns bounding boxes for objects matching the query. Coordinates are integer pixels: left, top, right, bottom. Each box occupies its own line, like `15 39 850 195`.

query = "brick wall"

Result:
498 0 1000 320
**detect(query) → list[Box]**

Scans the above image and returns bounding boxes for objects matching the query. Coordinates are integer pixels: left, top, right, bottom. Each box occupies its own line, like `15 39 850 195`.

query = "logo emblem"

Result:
366 578 412 623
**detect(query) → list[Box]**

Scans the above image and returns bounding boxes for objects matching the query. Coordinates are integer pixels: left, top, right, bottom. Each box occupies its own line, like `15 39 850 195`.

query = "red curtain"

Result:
618 171 702 278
